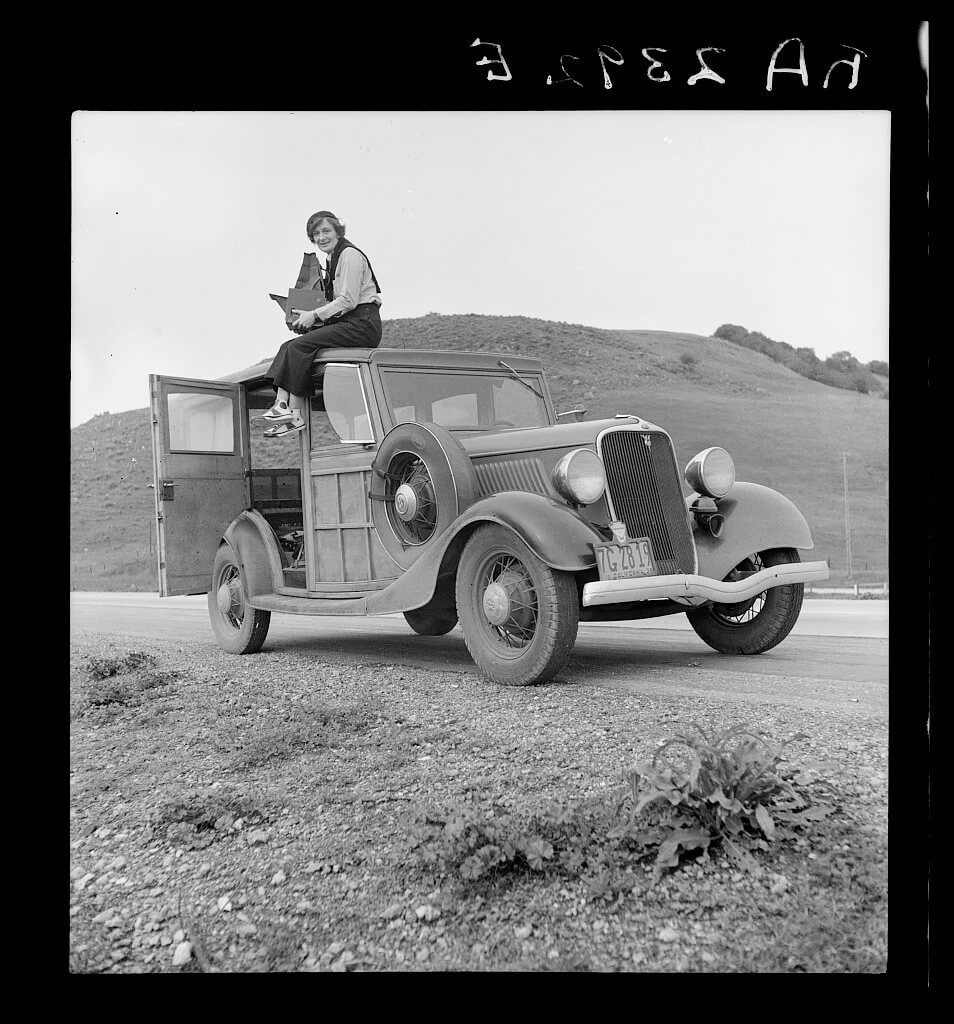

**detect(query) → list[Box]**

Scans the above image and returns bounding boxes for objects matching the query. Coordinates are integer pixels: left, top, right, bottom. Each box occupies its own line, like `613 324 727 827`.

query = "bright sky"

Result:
71 109 890 427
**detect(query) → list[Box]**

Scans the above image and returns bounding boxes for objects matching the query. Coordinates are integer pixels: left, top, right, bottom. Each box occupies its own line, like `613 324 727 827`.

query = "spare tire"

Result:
370 421 478 570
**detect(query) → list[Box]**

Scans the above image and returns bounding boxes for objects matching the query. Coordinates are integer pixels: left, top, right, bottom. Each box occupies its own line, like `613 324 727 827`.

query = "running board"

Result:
250 593 370 616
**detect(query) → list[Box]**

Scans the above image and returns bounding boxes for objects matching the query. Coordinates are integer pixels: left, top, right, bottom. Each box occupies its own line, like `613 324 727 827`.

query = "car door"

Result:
149 374 250 596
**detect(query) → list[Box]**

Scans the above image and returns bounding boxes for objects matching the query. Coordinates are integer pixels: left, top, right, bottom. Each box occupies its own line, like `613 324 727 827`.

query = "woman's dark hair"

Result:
306 210 347 242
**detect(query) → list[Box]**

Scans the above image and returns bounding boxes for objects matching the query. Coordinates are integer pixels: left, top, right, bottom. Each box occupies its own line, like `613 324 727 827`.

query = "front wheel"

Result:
456 524 579 685
686 547 804 655
208 545 271 654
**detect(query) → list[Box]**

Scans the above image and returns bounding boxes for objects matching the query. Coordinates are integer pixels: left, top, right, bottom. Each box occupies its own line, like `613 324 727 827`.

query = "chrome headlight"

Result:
552 448 606 505
684 447 736 499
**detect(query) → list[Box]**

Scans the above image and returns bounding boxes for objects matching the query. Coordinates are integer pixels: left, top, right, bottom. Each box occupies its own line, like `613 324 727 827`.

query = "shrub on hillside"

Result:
713 324 748 344
713 325 886 395
824 350 861 374
812 363 879 393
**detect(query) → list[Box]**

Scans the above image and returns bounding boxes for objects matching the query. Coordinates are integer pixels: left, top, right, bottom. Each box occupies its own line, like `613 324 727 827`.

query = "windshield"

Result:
381 369 550 431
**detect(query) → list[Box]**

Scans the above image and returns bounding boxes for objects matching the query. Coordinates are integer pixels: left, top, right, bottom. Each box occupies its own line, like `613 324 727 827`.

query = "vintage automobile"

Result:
149 347 829 685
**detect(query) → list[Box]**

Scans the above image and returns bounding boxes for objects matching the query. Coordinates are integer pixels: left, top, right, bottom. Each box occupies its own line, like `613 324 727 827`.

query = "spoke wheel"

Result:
476 557 540 652
384 453 439 545
370 422 478 570
456 524 579 686
686 547 803 655
207 546 271 654
220 565 246 626
709 554 765 623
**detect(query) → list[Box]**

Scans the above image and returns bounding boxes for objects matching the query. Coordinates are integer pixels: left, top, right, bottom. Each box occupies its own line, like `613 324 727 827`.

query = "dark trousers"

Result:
266 302 382 397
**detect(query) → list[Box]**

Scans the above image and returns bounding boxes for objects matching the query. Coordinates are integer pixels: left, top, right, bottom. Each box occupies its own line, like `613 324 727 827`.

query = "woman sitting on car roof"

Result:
262 210 383 437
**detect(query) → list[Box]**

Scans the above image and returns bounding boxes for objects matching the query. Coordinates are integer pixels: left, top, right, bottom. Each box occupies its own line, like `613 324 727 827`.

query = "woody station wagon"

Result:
149 347 830 685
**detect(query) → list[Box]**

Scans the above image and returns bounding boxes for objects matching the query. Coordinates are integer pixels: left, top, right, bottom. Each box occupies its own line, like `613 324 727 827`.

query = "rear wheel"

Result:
208 546 271 654
456 524 579 685
686 547 803 655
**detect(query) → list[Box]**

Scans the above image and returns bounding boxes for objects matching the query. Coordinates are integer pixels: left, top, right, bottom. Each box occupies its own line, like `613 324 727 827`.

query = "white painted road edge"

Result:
70 593 889 640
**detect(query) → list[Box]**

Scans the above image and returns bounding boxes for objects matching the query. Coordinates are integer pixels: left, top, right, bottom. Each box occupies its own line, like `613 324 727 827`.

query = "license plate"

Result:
594 537 655 581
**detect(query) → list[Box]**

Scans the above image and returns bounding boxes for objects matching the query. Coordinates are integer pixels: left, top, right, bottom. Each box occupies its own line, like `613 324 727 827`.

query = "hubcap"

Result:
482 581 511 625
386 455 437 543
477 558 538 650
394 483 418 522
216 567 245 628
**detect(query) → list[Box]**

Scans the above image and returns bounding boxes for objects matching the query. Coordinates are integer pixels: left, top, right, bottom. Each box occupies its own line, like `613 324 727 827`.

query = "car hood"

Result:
456 415 664 458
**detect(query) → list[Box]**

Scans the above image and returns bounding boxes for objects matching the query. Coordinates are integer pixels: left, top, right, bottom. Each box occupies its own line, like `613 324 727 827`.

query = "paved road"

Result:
70 593 888 711
69 593 888 638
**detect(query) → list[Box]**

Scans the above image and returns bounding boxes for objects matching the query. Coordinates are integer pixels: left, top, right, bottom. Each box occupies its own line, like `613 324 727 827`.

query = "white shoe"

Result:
264 416 305 438
263 403 294 422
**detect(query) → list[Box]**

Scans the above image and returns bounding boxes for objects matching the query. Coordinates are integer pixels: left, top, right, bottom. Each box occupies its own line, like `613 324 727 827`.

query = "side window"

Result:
321 364 375 444
167 392 235 453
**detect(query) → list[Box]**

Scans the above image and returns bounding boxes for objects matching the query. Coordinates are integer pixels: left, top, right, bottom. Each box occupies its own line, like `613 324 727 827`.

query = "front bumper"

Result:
581 559 829 608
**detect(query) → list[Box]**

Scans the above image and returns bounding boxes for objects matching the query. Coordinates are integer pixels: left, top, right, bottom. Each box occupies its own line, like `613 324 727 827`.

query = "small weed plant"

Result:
406 803 556 881
149 783 271 849
87 651 155 681
405 794 660 902
628 723 838 874
80 651 178 711
404 723 837 894
211 706 370 768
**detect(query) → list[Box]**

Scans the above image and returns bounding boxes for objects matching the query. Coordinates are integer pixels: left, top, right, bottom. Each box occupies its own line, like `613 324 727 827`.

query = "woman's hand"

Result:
291 309 320 332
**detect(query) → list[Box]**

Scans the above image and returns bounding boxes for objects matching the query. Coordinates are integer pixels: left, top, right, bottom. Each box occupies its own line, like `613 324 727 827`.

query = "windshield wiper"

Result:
497 360 546 401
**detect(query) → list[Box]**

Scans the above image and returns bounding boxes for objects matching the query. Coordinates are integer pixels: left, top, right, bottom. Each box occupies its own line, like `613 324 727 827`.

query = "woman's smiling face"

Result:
312 219 340 253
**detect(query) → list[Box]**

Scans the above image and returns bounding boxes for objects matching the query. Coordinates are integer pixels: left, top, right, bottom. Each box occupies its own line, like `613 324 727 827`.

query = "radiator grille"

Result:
598 429 695 575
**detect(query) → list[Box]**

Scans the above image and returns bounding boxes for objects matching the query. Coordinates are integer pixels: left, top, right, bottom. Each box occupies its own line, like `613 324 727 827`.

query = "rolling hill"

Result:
70 314 888 592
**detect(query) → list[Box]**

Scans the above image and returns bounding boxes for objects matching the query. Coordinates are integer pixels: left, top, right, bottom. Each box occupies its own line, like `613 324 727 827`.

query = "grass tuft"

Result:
211 706 371 768
149 782 272 849
78 651 179 712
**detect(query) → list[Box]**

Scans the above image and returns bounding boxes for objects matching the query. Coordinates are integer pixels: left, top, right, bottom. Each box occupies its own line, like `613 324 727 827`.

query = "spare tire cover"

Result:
371 421 478 570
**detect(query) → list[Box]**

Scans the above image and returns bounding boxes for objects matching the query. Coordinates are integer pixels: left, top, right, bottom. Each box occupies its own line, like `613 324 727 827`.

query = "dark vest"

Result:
324 239 381 303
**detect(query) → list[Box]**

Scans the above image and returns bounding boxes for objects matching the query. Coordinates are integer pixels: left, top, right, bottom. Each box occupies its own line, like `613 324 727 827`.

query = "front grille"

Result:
598 428 696 575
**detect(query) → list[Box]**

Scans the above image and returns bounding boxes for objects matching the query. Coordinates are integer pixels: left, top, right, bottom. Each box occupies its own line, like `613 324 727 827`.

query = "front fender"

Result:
368 491 601 615
222 510 284 600
458 492 602 571
690 481 815 582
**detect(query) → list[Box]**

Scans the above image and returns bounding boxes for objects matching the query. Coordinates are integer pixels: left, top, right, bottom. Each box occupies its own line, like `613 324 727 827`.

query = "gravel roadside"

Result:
69 629 888 973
